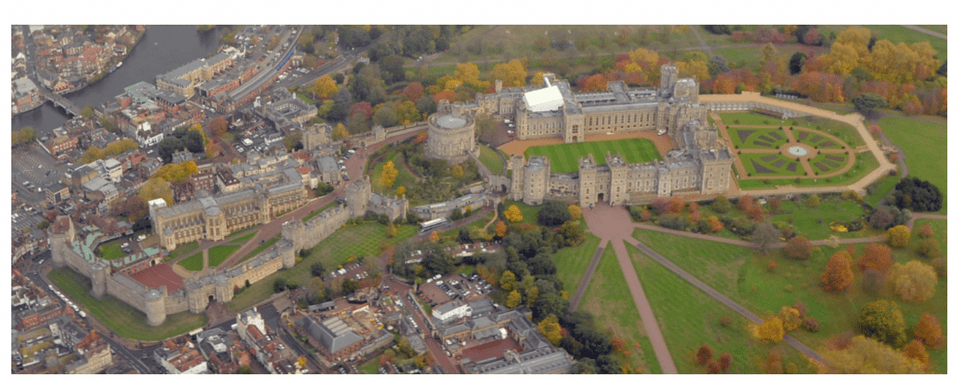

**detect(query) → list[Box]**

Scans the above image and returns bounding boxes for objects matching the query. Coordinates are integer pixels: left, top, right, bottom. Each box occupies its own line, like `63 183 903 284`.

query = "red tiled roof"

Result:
295 166 311 175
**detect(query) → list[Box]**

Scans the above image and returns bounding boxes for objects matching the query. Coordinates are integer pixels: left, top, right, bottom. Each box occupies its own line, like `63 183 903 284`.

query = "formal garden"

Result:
728 127 789 149
738 153 806 177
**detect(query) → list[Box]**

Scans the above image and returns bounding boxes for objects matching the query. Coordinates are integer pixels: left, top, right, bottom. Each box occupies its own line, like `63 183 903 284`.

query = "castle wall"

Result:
164 292 190 314
104 274 149 312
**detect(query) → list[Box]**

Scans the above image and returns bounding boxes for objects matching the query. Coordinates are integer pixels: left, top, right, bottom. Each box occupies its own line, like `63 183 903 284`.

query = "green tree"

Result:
859 299 908 348
536 201 572 227
711 195 731 213
851 93 888 117
805 195 820 208
310 262 326 277
915 237 941 258
81 105 95 119
557 220 586 247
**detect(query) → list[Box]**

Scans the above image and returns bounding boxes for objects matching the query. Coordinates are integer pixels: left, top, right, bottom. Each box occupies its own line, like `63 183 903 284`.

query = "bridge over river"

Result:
37 83 82 117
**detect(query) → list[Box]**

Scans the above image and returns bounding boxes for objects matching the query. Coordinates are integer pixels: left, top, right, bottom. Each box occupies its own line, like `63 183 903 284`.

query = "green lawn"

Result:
917 25 947 35
863 173 901 208
768 198 876 241
179 251 205 272
358 355 381 374
209 244 242 268
553 234 602 293
503 199 544 226
625 244 817 374
479 144 505 175
793 116 866 147
719 112 784 127
727 127 789 150
736 151 878 190
524 138 662 173
237 233 282 264
878 116 947 214
632 228 948 373
49 266 207 341
169 240 199 260
302 202 336 223
98 241 125 260
738 153 807 177
578 243 657 374
227 223 416 312
229 232 257 244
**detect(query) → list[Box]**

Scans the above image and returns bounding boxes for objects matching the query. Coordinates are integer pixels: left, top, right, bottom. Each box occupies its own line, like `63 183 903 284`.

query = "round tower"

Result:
345 177 372 218
90 262 109 299
215 275 234 303
280 240 297 269
144 288 167 327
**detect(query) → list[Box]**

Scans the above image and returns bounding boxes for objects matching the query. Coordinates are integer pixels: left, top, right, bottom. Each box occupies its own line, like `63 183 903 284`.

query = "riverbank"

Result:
51 28 148 100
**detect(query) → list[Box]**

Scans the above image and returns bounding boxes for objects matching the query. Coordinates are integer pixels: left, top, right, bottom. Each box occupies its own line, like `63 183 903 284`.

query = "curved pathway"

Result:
900 25 947 39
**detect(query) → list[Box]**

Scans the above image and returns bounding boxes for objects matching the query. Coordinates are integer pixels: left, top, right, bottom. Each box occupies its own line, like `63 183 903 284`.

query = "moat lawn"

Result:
49 266 207 341
479 144 505 175
625 244 817 374
879 116 947 214
524 138 661 173
226 222 417 312
578 243 659 374
631 228 948 373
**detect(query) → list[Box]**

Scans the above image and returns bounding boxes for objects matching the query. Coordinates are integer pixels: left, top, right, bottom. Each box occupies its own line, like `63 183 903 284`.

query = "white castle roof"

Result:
523 82 564 112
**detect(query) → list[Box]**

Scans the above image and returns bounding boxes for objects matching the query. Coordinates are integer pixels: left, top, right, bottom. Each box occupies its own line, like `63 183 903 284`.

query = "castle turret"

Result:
281 220 306 252
48 216 75 268
144 288 167 327
578 154 599 207
605 152 628 206
279 240 296 270
660 64 679 97
509 155 526 201
90 262 109 300
346 176 372 218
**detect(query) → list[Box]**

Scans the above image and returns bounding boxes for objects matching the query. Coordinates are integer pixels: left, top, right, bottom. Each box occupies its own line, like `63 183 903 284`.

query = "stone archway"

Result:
598 193 605 202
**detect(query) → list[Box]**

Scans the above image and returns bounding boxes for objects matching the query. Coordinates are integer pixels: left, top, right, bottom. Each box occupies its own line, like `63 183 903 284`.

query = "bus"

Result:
419 218 449 234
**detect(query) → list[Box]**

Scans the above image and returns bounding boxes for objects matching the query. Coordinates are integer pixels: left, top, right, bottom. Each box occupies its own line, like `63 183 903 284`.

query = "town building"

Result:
154 338 209 374
156 53 233 98
66 331 112 374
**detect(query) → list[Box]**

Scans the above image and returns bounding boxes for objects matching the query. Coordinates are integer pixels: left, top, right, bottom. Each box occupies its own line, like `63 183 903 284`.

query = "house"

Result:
154 339 208 374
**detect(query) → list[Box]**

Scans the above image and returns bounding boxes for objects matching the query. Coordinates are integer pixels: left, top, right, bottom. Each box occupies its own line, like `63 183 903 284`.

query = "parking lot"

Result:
416 272 492 308
12 144 65 198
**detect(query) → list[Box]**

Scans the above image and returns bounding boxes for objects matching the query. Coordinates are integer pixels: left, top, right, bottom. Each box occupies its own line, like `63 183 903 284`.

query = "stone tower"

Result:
605 152 628 206
144 288 167 327
303 123 331 151
346 176 372 218
659 64 679 97
185 279 206 314
90 262 109 299
279 240 297 270
509 155 526 201
214 275 234 302
48 216 75 268
281 220 306 253
578 154 599 207
521 156 550 205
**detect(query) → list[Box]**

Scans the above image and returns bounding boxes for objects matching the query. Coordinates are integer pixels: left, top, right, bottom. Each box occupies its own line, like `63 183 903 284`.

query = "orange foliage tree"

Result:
857 243 894 274
913 312 943 347
822 251 855 292
696 344 712 365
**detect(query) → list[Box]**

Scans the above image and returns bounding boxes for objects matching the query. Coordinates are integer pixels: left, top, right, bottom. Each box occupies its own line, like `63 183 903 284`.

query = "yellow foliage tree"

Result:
506 289 522 308
887 225 911 248
386 221 397 238
333 123 348 139
537 314 563 346
379 160 398 188
758 316 785 342
888 261 937 303
825 43 862 75
138 177 173 206
504 205 523 223
312 75 338 100
489 59 527 87
835 26 873 57
676 60 710 82
154 161 199 183
428 230 440 243
450 165 464 179
822 335 925 373
778 306 802 332
395 186 406 197
568 204 582 221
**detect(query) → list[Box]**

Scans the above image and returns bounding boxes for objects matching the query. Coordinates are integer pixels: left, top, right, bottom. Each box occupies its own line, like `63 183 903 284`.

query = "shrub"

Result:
792 300 808 318
719 316 732 328
802 317 821 333
782 236 812 260
767 260 777 272
696 345 712 365
657 213 691 231
718 353 732 371
930 258 946 279
706 361 721 374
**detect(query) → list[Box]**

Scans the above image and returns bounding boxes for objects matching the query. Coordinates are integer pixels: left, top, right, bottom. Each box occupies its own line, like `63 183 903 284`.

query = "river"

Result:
12 25 226 134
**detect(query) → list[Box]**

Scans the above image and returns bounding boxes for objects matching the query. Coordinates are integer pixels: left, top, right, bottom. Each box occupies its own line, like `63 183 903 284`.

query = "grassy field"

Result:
863 173 901 208
625 244 817 374
768 198 876 241
237 233 282 264
369 150 421 197
632 228 948 373
553 234 602 293
727 127 789 149
179 250 206 272
719 112 784 127
229 232 257 244
168 240 199 260
226 223 417 312
878 116 947 214
578 243 657 374
738 153 807 177
98 241 125 260
736 151 879 190
479 144 504 175
503 199 544 226
209 244 241 268
524 138 662 173
301 201 336 223
49 266 207 341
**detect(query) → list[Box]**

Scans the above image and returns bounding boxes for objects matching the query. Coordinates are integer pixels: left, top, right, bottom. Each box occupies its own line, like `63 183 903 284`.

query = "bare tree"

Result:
752 222 781 255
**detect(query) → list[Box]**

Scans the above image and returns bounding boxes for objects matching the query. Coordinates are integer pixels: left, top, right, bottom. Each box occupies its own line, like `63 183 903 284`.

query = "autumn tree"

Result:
696 345 713 365
568 204 582 221
494 220 507 237
138 177 173 206
778 306 802 332
395 186 406 197
450 164 464 179
506 289 522 308
209 117 228 138
902 339 930 366
537 314 563 346
916 222 934 239
718 353 732 371
504 205 523 223
489 59 527 87
428 230 440 243
915 237 941 259
857 243 894 274
312 75 338 100
859 299 908 347
379 160 398 189
822 251 855 292
402 82 425 102
887 225 911 248
386 221 397 238
888 261 937 303
822 335 925 373
751 222 781 255
913 313 943 347
332 123 348 139
499 270 516 291
737 194 754 212
668 196 685 214
783 236 812 260
757 316 785 342
805 194 820 208
708 216 724 232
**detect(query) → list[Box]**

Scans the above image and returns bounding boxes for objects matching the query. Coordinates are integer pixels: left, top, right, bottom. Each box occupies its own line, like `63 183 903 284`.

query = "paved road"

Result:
689 26 714 57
